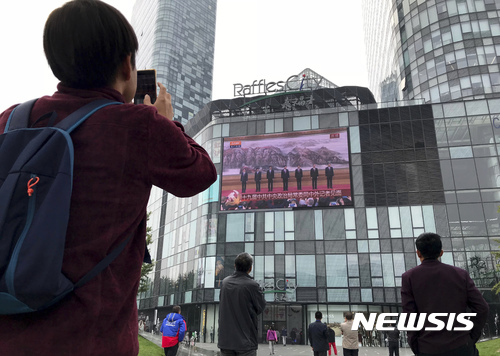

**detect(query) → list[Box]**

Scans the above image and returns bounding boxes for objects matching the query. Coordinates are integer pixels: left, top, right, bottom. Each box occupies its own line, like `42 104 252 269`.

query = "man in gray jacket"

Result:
218 252 266 356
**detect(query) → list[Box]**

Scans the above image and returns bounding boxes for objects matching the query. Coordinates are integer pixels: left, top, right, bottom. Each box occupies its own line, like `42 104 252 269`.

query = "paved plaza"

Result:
139 331 416 356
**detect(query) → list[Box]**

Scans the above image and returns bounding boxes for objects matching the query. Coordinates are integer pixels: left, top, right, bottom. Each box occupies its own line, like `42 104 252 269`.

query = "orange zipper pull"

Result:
27 177 40 196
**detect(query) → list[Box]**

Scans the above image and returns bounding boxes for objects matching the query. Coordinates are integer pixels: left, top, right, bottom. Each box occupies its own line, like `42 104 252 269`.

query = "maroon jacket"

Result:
0 84 216 355
401 259 489 355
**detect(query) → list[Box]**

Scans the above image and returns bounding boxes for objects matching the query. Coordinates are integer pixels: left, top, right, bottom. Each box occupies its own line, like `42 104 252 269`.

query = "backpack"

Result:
0 98 129 315
327 327 336 342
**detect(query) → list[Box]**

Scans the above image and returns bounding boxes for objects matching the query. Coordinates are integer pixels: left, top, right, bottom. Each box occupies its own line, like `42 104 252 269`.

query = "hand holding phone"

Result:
134 69 157 104
152 82 174 120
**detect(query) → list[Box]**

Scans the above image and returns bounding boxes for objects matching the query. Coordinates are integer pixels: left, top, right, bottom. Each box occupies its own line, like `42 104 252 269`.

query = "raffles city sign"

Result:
233 73 325 97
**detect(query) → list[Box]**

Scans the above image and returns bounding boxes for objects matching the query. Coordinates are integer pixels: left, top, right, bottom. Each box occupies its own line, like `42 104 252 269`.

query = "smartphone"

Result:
134 69 157 104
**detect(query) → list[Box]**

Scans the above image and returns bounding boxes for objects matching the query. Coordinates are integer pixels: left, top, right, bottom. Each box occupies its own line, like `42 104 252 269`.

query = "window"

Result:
297 255 316 287
326 255 348 287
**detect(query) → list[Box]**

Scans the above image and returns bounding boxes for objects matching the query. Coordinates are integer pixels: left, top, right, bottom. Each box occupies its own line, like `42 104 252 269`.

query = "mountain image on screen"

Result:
223 146 347 170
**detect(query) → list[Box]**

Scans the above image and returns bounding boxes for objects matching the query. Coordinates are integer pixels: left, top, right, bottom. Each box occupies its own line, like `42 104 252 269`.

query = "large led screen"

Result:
220 128 352 210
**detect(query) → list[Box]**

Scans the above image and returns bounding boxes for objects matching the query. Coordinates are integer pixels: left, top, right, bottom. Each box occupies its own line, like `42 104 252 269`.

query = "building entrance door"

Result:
262 305 303 345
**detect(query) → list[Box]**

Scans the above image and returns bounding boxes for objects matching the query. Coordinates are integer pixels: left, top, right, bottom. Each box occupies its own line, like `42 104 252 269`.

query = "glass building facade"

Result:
362 0 500 103
132 0 217 125
138 85 500 345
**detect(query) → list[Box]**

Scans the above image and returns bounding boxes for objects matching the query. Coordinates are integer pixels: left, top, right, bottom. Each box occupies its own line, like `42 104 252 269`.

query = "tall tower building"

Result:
132 0 217 124
362 0 500 103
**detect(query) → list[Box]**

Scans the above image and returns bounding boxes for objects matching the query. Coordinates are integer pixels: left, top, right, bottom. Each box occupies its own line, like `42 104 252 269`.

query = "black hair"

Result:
416 232 442 259
172 305 181 313
43 0 138 89
234 252 253 272
345 312 353 320
315 311 322 319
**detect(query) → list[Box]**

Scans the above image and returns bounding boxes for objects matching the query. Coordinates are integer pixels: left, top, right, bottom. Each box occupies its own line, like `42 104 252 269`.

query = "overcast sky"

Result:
0 0 368 111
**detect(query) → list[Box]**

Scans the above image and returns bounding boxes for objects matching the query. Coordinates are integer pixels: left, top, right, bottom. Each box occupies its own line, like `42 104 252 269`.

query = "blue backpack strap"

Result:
74 233 133 289
4 99 38 133
55 99 122 133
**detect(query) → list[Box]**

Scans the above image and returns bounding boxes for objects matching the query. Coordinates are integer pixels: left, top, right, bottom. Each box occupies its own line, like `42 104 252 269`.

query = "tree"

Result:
491 239 500 294
138 214 155 294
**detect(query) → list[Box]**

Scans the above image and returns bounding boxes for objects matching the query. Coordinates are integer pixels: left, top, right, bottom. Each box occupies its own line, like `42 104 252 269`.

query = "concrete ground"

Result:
139 331 416 356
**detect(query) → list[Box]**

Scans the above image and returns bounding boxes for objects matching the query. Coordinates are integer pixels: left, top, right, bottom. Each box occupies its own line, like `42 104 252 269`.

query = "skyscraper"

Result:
132 0 217 124
362 0 500 103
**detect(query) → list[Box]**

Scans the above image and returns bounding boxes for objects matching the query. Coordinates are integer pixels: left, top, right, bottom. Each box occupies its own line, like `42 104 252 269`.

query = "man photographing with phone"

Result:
0 0 216 355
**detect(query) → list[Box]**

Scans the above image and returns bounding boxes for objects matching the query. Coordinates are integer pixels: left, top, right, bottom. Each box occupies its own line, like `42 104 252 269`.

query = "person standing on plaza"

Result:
218 252 266 356
160 306 187 356
401 232 489 356
310 164 319 189
327 325 338 356
325 163 334 189
386 327 400 356
267 326 278 355
308 311 329 356
295 166 303 190
281 326 287 346
267 166 275 192
254 167 262 192
340 312 359 356
290 328 297 345
210 326 214 343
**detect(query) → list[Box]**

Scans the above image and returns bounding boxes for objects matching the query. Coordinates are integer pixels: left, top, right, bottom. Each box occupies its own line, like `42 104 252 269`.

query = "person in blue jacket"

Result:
160 305 187 356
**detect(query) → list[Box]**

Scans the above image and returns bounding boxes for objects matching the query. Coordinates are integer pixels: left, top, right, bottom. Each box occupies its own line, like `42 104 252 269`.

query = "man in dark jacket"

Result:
218 252 266 356
295 166 303 190
310 164 319 189
386 327 399 356
308 311 329 356
240 168 248 193
325 163 334 189
281 166 290 191
267 166 275 192
401 232 489 356
254 167 262 192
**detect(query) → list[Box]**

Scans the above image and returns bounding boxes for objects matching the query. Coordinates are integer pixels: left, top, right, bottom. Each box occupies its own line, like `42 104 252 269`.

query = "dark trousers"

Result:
313 351 327 356
241 181 246 193
268 180 273 191
312 178 318 189
343 349 358 356
255 181 261 192
283 179 288 191
296 179 302 190
326 177 333 188
389 341 399 356
220 349 257 356
164 343 179 356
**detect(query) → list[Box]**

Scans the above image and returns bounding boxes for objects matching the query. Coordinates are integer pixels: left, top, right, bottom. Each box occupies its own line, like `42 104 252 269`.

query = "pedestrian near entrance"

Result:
308 311 329 356
160 306 186 356
340 312 359 356
267 326 277 354
327 326 338 356
386 327 400 356
218 252 266 356
290 328 297 344
281 327 287 346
